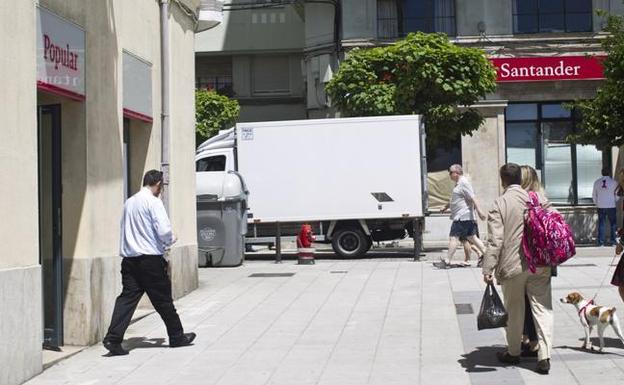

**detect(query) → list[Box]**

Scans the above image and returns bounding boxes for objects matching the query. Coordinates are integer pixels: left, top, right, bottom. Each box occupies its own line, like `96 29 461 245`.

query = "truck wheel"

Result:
332 228 370 258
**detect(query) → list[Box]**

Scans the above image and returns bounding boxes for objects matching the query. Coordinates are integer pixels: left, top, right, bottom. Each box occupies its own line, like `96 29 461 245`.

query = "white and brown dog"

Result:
560 292 624 352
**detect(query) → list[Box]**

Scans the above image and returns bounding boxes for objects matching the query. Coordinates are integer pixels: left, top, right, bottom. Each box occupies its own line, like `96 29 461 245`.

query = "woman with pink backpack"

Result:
519 165 556 358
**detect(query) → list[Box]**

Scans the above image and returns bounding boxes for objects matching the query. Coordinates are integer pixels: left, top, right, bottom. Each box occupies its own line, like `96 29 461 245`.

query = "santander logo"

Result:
43 34 79 71
499 61 581 79
490 56 605 82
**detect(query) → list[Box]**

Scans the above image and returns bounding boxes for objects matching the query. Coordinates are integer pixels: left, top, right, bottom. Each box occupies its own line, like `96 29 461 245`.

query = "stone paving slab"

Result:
24 247 624 385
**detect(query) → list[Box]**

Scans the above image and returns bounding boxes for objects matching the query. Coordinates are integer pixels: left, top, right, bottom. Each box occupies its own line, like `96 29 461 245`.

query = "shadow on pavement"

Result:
124 337 166 351
459 346 542 373
459 346 505 373
244 249 419 261
553 337 624 355
588 337 624 349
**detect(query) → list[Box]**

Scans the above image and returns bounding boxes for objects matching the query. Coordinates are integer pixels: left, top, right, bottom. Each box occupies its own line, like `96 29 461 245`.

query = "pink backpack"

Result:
521 191 576 273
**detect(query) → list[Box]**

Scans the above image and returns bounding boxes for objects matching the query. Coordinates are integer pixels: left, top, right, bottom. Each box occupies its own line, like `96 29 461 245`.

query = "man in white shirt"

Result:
103 170 195 356
439 164 487 268
593 168 618 246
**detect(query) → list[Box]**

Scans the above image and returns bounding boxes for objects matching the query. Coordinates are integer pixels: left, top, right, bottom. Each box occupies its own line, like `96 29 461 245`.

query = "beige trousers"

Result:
500 267 553 361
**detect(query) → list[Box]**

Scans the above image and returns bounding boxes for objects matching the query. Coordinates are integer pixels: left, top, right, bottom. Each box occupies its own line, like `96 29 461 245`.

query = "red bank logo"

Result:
490 56 605 82
499 61 581 79
43 34 79 71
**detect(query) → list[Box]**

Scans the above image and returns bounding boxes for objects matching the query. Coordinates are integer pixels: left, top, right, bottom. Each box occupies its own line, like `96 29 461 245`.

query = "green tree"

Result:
196 89 240 145
326 33 497 147
571 11 624 149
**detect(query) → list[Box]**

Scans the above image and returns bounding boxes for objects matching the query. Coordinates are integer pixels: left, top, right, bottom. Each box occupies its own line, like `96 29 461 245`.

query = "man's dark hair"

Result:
602 167 611 177
499 163 522 186
143 169 163 187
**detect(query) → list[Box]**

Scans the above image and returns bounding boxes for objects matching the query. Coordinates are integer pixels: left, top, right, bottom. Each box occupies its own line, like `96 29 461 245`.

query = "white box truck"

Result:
196 115 427 258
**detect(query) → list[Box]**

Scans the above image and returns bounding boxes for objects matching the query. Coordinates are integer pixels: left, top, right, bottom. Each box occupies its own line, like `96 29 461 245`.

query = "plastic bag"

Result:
477 283 508 330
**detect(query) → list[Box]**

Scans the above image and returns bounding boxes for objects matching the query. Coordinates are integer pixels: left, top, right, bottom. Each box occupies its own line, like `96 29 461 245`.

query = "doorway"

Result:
38 104 63 349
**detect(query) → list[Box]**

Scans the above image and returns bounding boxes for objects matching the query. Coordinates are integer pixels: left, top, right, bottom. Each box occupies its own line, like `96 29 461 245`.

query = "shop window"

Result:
377 0 456 39
505 102 603 205
512 0 592 34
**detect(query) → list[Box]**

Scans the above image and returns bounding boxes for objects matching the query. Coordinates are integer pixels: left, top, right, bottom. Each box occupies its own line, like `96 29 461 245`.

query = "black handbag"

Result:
477 282 508 330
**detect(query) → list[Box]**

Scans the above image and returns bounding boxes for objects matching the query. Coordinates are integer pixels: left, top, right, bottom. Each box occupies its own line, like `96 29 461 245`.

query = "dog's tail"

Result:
608 309 624 345
608 307 616 323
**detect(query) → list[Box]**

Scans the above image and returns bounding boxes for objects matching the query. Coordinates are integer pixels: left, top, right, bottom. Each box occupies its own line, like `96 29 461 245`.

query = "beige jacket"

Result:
482 184 529 281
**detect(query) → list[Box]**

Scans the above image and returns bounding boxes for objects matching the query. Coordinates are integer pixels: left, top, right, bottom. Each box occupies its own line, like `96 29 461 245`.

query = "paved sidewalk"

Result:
25 247 624 385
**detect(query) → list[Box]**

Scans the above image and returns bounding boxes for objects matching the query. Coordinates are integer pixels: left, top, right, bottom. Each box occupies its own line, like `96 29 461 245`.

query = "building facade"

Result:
196 0 624 244
0 1 200 383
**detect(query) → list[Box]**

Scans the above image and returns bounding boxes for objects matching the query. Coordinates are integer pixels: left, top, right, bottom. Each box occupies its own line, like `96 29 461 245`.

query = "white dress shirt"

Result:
120 187 174 257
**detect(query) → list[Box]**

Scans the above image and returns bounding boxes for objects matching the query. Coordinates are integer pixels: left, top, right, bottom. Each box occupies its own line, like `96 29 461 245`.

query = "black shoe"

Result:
169 332 196 348
536 359 550 375
496 351 520 365
103 340 129 356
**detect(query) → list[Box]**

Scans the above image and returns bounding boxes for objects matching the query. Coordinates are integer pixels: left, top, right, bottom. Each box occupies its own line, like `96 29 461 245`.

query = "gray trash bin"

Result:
196 171 248 267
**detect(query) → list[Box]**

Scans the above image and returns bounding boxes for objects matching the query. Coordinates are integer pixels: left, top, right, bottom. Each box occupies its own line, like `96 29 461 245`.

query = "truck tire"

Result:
332 227 370 258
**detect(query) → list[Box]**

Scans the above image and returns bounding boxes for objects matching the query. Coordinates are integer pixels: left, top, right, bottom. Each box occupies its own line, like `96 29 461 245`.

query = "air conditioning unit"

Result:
197 0 224 32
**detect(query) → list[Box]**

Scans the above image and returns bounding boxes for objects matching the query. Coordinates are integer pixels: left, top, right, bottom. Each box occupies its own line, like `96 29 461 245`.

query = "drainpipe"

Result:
160 0 171 211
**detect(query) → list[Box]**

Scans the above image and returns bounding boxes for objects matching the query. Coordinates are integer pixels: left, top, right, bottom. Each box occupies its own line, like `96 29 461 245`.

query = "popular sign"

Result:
37 7 85 100
490 56 605 83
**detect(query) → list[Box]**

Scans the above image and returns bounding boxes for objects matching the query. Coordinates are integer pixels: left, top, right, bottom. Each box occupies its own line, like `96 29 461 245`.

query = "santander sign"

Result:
490 56 605 82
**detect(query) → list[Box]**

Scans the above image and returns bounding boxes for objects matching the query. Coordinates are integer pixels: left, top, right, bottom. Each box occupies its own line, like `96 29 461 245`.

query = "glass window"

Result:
515 0 537 14
512 0 592 33
542 103 571 119
540 0 564 14
377 0 456 38
196 155 226 172
506 122 539 168
515 15 538 33
542 121 573 203
567 13 593 32
506 103 538 121
505 102 606 206
539 13 565 33
252 55 291 95
196 56 234 96
567 0 592 13
378 0 399 38
576 144 603 204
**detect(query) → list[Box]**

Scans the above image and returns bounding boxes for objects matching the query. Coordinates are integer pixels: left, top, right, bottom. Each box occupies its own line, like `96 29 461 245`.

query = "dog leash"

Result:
591 252 621 303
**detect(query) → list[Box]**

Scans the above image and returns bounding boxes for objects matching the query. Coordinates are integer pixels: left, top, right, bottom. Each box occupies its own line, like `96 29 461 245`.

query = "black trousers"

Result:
104 255 184 343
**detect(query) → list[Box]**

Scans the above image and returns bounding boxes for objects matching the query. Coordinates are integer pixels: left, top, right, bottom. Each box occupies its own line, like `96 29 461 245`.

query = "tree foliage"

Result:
571 11 624 149
325 33 497 146
196 89 240 144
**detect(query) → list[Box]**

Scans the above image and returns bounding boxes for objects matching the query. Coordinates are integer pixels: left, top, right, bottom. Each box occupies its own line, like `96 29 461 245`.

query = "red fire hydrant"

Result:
297 224 316 265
